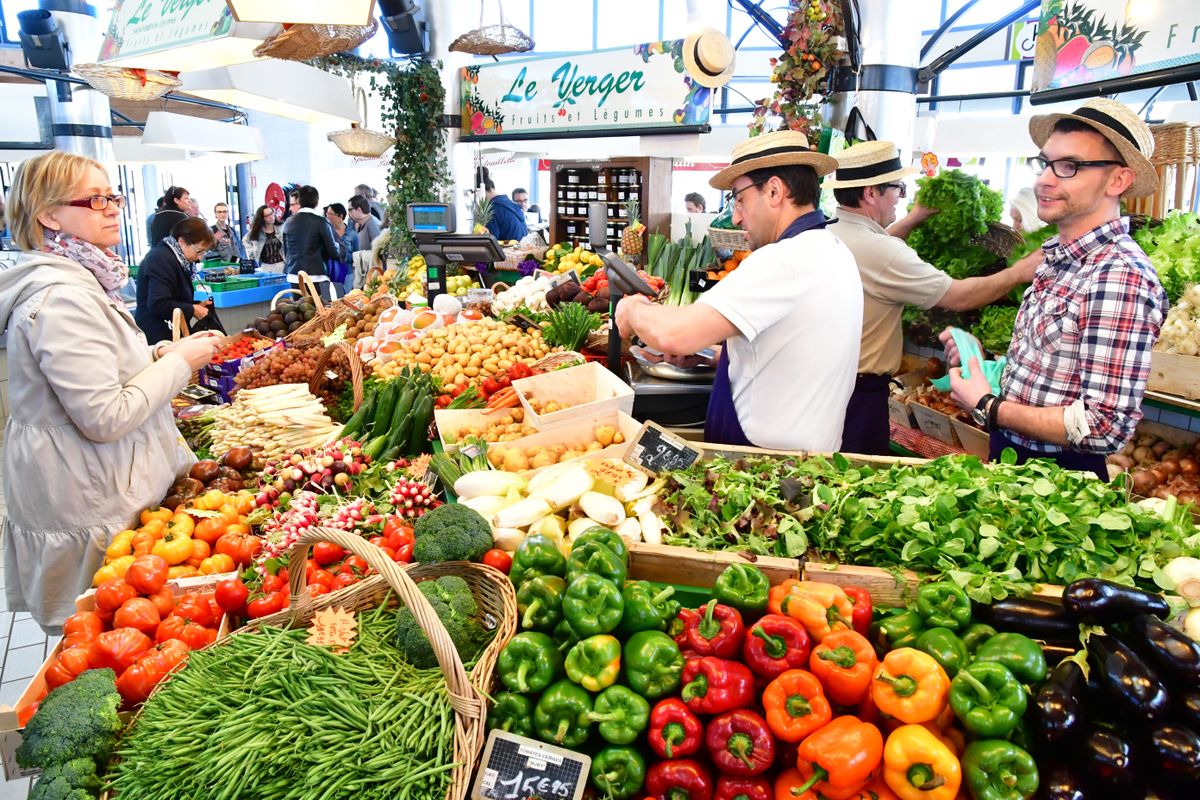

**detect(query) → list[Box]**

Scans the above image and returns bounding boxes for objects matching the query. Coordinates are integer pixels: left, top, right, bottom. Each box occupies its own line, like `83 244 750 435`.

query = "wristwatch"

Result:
972 394 997 429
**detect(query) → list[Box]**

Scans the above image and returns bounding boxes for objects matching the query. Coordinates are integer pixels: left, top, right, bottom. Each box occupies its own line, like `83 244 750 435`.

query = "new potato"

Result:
372 318 550 386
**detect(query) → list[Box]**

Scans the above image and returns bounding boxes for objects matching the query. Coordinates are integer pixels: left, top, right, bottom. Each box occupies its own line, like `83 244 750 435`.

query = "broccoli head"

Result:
394 576 495 668
28 757 102 799
16 669 122 770
412 504 492 563
28 776 95 800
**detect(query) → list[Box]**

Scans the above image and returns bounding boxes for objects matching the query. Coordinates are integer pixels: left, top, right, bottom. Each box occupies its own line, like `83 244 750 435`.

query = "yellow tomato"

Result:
92 554 135 586
197 489 227 511
152 531 194 566
168 514 195 538
139 519 167 539
140 506 173 525
167 565 200 580
105 530 135 561
199 554 236 575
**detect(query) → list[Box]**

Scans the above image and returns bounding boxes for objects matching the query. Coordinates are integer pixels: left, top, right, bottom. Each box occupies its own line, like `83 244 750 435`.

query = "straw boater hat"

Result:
824 141 919 189
710 130 838 190
682 27 736 89
1028 97 1157 198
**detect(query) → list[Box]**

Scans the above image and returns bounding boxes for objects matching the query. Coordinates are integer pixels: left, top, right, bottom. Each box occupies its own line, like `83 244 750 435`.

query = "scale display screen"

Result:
407 203 455 233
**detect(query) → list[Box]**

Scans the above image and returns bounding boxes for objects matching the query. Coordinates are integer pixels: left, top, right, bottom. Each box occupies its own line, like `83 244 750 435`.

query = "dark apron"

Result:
704 210 829 447
989 429 1108 481
840 374 893 456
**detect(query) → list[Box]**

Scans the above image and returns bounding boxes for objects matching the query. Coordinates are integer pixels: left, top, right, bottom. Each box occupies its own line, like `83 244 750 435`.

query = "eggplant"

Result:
1176 689 1200 731
1081 729 1137 787
1127 614 1200 683
1146 723 1200 784
1035 763 1088 800
1063 578 1170 624
1032 658 1086 746
974 597 1081 641
1086 633 1170 724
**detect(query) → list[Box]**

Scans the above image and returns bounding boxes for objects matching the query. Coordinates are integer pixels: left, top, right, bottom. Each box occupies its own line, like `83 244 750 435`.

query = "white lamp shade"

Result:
178 60 360 127
141 111 267 160
115 136 265 164
226 0 376 26
100 21 279 71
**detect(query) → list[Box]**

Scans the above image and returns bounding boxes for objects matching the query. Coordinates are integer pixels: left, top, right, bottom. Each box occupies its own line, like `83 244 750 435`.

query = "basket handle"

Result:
281 526 482 717
271 287 303 310
308 340 365 411
171 307 191 342
296 271 327 313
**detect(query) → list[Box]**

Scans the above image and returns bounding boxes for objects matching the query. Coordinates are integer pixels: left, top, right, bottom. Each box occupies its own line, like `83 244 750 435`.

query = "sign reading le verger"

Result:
461 40 713 140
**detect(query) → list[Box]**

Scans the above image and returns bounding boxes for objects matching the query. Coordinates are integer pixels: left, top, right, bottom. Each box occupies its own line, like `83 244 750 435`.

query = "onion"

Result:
1150 466 1168 485
1154 485 1173 500
1137 434 1157 448
1108 454 1135 471
1180 457 1199 476
1133 446 1154 463
1153 440 1173 458
1131 469 1158 496
1161 458 1181 477
1178 492 1199 507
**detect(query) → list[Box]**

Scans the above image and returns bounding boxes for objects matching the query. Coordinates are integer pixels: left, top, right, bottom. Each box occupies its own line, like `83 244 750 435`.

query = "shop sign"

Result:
1008 19 1039 60
98 0 235 63
460 40 712 141
1032 0 1200 92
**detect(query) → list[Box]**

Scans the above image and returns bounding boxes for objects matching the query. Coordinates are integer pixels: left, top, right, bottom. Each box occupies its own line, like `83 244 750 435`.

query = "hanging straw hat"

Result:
710 130 837 190
682 27 736 89
1028 97 1157 198
824 141 919 189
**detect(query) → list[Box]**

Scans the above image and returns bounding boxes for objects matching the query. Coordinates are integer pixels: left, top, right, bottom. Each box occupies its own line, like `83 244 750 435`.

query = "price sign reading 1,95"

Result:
624 421 704 475
472 730 589 800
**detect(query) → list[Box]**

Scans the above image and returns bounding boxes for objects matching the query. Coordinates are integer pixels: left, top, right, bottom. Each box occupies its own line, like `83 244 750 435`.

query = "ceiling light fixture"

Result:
225 0 376 26
177 60 359 127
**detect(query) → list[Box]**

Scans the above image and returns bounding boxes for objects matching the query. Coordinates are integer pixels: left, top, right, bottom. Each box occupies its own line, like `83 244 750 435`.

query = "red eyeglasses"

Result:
64 194 126 211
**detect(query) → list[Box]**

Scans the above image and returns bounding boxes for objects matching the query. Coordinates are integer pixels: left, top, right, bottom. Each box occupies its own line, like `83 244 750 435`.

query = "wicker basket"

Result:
971 221 1024 259
74 63 181 101
449 0 533 55
328 124 396 158
533 350 586 371
308 340 365 412
708 227 750 251
236 527 517 800
253 18 378 60
273 272 334 343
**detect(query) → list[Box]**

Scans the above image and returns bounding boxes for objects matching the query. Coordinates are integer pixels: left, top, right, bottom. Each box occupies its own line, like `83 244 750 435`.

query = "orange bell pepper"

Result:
809 630 878 706
850 778 900 800
918 722 961 756
792 715 883 800
769 580 852 643
761 669 832 743
882 724 961 800
871 648 950 724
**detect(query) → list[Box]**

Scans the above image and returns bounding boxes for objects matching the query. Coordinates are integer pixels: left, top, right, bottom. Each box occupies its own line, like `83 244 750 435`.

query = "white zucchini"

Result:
579 491 626 527
454 470 526 500
530 464 595 511
493 497 553 529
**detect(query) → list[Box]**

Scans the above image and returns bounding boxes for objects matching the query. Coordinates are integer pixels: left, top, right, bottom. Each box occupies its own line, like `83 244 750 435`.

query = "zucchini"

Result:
339 389 375 440
370 381 399 432
362 433 390 461
405 394 434 456
388 386 417 441
381 445 403 463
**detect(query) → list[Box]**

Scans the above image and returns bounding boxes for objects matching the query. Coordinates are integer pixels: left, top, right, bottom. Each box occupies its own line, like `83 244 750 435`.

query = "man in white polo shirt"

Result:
615 130 862 452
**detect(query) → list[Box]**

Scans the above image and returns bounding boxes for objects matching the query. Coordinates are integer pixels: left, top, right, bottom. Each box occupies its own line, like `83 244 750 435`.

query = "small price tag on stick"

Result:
307 607 357 653
623 420 704 476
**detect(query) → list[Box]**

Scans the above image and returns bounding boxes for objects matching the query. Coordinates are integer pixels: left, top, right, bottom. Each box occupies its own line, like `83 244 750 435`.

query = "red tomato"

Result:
156 616 217 649
95 579 137 612
113 598 161 636
124 554 170 595
116 658 168 705
261 574 287 594
367 535 389 549
481 377 502 397
245 592 285 619
384 522 415 551
214 578 250 614
172 595 216 627
481 549 512 574
507 363 533 380
312 541 344 566
447 383 466 398
90 628 153 673
309 569 336 590
215 531 263 567
435 395 453 408
332 572 357 591
146 586 176 618
394 544 414 563
306 584 330 598
45 648 92 689
62 632 96 651
144 639 190 671
62 611 104 641
340 556 369 577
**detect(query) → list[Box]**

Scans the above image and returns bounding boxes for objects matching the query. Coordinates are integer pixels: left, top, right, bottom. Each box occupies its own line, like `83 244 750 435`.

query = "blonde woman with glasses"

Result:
0 152 220 633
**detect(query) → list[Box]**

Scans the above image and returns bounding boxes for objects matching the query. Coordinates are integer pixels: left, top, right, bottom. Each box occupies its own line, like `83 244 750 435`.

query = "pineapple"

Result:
620 197 646 258
472 194 493 235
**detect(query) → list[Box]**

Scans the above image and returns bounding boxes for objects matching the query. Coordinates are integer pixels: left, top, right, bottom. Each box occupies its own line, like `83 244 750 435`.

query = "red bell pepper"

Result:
681 656 754 716
714 776 771 800
676 600 745 658
649 698 705 760
705 708 775 776
742 614 811 680
646 759 713 800
507 363 533 380
842 585 873 638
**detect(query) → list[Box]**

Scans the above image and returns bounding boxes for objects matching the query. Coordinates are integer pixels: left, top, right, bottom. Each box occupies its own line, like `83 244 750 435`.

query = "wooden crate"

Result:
888 395 918 428
910 403 961 446
629 541 800 588
1147 350 1200 402
950 418 990 460
512 362 634 429
492 411 642 477
802 560 1064 609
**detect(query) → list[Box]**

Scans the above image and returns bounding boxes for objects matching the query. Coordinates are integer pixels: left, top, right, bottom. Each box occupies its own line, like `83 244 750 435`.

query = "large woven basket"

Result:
329 124 396 158
74 63 180 101
254 19 378 61
273 272 333 343
708 227 750 251
237 527 518 800
308 340 366 412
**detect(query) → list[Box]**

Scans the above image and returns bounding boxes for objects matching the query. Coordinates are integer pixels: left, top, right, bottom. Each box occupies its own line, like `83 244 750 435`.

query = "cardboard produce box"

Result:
950 417 990 459
910 402 960 446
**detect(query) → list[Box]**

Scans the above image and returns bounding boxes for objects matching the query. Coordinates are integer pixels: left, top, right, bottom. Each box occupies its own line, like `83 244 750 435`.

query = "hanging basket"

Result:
73 63 181 101
328 125 396 158
253 18 378 61
449 23 534 55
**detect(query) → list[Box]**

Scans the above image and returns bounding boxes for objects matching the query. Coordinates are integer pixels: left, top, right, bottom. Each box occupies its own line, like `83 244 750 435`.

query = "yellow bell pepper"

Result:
105 530 135 561
92 554 135 586
152 531 194 566
883 724 961 800
872 648 950 724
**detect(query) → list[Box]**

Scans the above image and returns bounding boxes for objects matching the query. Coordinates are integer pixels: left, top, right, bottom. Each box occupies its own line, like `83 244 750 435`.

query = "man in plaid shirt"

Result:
945 99 1166 479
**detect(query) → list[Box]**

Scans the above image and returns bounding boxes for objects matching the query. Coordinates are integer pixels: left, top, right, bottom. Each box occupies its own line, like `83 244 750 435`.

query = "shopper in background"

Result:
354 183 386 223
827 140 1040 455
616 130 862 451
209 202 245 262
187 197 203 219
1008 186 1043 233
135 216 219 344
324 202 357 294
684 192 707 213
0 152 220 633
482 177 528 242
244 204 285 272
348 194 381 289
283 184 338 300
148 185 189 244
945 98 1167 478
511 188 529 211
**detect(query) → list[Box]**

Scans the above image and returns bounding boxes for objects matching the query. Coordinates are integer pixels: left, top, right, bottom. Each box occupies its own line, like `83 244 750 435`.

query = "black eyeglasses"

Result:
724 179 769 209
1029 155 1124 179
64 194 125 211
880 182 908 199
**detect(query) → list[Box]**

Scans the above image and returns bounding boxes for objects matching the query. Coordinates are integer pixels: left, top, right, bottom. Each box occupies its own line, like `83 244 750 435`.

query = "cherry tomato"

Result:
481 549 512 574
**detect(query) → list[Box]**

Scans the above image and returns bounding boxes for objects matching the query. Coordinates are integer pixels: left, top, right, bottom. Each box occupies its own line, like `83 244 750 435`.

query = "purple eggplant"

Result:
1087 633 1170 724
1035 763 1087 800
1063 578 1169 624
1127 614 1200 684
1081 729 1137 788
974 597 1080 641
1145 723 1200 785
1176 690 1200 731
1033 658 1087 746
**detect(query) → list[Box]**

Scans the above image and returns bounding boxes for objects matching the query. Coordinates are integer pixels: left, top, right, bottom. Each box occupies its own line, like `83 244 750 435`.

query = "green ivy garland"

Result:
312 55 450 261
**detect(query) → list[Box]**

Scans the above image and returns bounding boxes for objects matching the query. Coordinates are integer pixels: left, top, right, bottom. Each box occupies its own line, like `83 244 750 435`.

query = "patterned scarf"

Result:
163 236 197 279
41 231 129 302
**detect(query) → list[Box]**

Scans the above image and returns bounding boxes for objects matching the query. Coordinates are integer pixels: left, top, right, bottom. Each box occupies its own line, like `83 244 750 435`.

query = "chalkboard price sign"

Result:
472 730 590 800
624 421 704 475
548 269 581 290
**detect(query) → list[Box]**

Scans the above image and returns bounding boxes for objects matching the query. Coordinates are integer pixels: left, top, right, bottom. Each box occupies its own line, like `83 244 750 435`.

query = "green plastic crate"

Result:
208 277 259 292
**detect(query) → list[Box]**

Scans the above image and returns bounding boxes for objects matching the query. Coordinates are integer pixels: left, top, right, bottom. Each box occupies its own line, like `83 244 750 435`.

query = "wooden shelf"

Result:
549 157 671 249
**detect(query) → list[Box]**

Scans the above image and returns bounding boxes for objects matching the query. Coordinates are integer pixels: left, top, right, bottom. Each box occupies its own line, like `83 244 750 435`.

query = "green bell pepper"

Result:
870 609 926 652
553 618 581 653
565 540 628 586
712 562 770 613
563 574 624 637
497 631 563 694
565 634 622 691
510 534 566 586
974 632 1048 684
914 627 970 678
916 581 972 631
588 685 650 745
517 575 567 631
961 622 998 654
573 527 630 564
961 740 1040 800
623 630 684 699
590 745 646 800
949 661 1027 738
487 691 534 738
534 680 593 748
619 581 680 635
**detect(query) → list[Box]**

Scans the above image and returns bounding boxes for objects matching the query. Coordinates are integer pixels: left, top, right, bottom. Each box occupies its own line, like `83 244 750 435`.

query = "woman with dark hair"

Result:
244 204 285 272
149 186 190 244
135 216 219 344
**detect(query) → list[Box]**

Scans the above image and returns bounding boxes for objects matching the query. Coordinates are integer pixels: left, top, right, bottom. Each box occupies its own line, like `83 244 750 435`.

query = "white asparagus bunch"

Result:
210 384 338 463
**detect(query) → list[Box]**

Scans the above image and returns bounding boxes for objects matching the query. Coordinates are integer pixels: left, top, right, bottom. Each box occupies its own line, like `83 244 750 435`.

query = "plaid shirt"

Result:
1001 218 1166 454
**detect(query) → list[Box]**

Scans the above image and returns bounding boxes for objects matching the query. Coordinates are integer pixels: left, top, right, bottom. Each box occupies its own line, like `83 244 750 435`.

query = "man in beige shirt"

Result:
827 141 1040 455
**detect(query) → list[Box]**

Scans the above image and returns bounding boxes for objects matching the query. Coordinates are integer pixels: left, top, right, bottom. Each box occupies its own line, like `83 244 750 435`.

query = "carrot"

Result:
483 387 519 414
